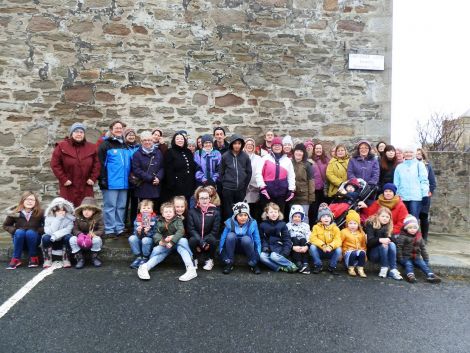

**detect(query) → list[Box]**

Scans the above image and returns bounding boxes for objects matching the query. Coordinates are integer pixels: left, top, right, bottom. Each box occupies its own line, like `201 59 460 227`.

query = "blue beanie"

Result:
383 183 397 195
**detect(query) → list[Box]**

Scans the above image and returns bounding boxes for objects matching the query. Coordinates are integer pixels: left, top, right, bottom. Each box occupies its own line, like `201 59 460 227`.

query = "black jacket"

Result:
187 206 221 245
164 145 196 199
259 220 292 257
396 230 429 262
364 222 393 250
220 134 252 191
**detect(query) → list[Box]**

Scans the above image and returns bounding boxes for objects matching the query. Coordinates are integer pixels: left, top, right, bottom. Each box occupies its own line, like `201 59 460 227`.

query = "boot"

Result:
62 249 71 268
347 266 356 277
75 251 85 269
42 247 52 268
179 265 197 281
357 267 367 278
91 252 102 267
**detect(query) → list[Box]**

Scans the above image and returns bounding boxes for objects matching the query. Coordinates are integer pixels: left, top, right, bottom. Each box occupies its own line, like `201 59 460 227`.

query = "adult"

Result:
194 134 222 188
124 128 140 226
393 146 429 219
290 144 315 225
416 148 437 241
131 131 164 208
325 144 350 198
213 127 230 155
187 137 197 154
256 130 274 157
376 141 387 159
304 140 314 163
255 137 295 214
50 122 100 207
220 134 252 220
282 135 294 159
347 139 380 187
97 120 132 238
309 142 330 227
395 148 404 164
243 137 263 220
151 128 168 156
164 132 196 203
378 145 398 192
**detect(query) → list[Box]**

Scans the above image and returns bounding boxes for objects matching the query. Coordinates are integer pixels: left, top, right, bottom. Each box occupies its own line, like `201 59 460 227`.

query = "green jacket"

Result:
153 217 185 245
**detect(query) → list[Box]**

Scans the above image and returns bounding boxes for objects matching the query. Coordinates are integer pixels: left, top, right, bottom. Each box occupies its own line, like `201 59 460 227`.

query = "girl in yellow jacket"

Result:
308 203 342 275
340 210 367 278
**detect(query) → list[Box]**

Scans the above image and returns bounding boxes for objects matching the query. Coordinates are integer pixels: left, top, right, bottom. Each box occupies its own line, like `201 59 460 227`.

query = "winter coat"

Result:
347 155 380 186
3 209 45 235
362 195 408 235
153 217 185 245
220 146 252 192
133 212 157 238
255 143 271 157
244 153 263 203
364 222 392 250
309 223 341 250
213 140 230 155
164 145 196 199
312 157 329 190
396 230 429 262
194 149 222 186
131 146 165 199
340 228 367 256
73 207 104 238
187 205 221 245
326 157 349 197
98 136 132 190
219 216 261 254
378 160 396 191
292 160 315 204
256 152 295 198
286 206 310 246
426 163 437 194
50 137 100 206
393 159 429 201
259 219 292 257
44 198 75 241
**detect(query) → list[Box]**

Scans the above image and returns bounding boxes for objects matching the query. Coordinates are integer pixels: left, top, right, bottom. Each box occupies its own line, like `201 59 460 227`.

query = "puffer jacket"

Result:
219 216 261 254
393 159 429 201
396 229 429 262
187 205 221 244
292 160 315 204
362 195 408 235
326 157 349 197
340 228 367 256
98 136 132 190
286 205 310 244
44 197 75 241
364 222 391 250
256 152 295 198
132 146 164 199
73 207 104 238
259 219 292 257
309 223 341 250
347 155 379 186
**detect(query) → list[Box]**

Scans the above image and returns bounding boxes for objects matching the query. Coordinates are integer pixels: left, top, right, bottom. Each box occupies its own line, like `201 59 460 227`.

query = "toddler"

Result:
128 199 157 269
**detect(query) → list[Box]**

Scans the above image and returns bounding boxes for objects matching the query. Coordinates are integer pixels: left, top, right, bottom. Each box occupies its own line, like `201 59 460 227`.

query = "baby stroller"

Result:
329 178 377 228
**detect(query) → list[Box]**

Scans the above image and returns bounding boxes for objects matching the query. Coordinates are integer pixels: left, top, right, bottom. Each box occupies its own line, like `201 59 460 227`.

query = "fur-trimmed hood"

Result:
45 197 75 218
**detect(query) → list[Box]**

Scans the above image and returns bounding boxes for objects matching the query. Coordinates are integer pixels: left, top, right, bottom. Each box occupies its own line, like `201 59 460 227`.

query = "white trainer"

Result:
179 266 197 282
203 259 214 271
42 258 52 268
389 268 403 280
194 259 198 269
138 263 150 280
378 267 388 278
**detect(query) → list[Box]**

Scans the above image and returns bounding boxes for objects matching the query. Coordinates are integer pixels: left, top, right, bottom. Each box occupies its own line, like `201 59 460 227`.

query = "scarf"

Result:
142 145 154 154
377 194 400 209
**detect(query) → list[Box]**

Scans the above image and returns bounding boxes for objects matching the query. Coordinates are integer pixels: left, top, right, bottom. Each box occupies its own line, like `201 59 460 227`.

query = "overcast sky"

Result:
391 0 470 146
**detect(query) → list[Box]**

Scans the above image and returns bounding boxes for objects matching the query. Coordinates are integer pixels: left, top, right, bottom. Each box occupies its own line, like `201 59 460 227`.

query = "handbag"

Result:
129 155 154 187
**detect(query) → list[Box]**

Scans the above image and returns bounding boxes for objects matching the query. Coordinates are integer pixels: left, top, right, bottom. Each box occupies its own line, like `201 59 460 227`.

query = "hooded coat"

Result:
286 205 311 245
219 215 261 254
72 198 104 238
326 156 350 197
98 136 132 190
220 134 252 191
347 140 380 186
259 218 292 257
396 229 429 262
44 197 75 241
393 159 429 201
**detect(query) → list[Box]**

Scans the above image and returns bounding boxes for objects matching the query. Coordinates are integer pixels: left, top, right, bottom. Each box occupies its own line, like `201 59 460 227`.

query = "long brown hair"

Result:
15 191 42 217
380 145 398 170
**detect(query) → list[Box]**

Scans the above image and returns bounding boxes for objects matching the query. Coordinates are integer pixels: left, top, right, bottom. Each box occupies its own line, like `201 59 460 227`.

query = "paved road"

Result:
1 263 469 353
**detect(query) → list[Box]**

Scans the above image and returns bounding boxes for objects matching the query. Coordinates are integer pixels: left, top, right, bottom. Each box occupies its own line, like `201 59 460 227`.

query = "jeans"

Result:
222 233 259 267
403 200 422 219
344 250 366 267
128 235 153 257
309 245 342 268
102 189 128 235
260 251 295 271
369 242 398 270
400 258 433 276
69 235 102 253
146 238 193 271
12 229 40 259
42 234 72 251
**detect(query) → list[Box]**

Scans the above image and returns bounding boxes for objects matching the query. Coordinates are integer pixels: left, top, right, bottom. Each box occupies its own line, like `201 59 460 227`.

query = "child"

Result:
4 191 44 269
219 202 261 275
205 185 221 208
173 196 188 230
71 197 105 269
194 134 222 187
340 210 367 277
259 203 298 273
329 178 362 218
308 203 342 275
286 205 311 274
396 215 441 283
42 197 75 268
128 199 157 269
137 202 196 282
364 207 402 280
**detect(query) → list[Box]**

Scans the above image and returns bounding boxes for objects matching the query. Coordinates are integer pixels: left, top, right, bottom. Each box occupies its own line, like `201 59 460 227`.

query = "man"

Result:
256 130 274 157
213 127 230 155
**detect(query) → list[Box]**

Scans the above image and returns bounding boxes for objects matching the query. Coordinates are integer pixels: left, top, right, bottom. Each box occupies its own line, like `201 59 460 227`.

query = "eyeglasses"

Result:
199 197 210 200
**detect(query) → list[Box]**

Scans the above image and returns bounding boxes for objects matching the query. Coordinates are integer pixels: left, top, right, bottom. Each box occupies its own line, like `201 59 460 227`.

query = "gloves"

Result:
260 187 270 200
285 191 295 202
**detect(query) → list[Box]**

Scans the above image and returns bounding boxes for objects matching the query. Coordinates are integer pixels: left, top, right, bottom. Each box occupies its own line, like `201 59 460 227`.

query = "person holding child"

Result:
128 199 157 269
340 210 367 277
259 202 298 273
42 197 75 268
286 205 311 274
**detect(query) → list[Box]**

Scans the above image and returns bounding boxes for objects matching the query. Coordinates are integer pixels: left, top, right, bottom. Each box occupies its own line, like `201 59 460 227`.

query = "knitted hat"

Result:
304 139 314 149
201 134 213 145
289 204 305 222
123 128 136 139
403 215 419 229
317 202 334 221
345 210 360 224
382 183 397 195
69 122 86 135
271 137 283 146
244 137 256 145
282 135 293 146
357 139 371 149
232 202 250 217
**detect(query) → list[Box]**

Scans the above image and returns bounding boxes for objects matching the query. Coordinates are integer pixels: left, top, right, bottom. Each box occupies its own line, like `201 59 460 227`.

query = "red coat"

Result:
50 138 100 207
361 195 408 235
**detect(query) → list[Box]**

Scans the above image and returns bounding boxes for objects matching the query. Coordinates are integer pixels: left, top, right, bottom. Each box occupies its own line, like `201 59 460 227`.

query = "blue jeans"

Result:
42 234 72 251
222 233 259 267
146 238 193 270
369 242 398 270
102 189 128 235
400 258 433 276
344 250 366 267
308 245 342 268
403 200 422 219
260 251 295 271
128 235 153 257
12 229 40 258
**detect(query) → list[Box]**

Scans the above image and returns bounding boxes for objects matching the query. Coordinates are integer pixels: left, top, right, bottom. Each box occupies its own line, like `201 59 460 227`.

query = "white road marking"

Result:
0 261 62 319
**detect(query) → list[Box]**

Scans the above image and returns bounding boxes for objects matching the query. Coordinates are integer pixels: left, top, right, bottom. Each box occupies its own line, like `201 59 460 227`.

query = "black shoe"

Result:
250 265 261 275
299 264 310 275
223 263 233 274
75 252 85 269
91 252 102 267
312 265 322 274
328 266 340 276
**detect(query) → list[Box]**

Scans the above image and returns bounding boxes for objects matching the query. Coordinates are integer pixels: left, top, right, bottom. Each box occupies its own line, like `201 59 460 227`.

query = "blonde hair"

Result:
172 196 187 213
261 202 284 221
366 207 393 236
139 199 154 210
160 202 175 215
16 191 42 217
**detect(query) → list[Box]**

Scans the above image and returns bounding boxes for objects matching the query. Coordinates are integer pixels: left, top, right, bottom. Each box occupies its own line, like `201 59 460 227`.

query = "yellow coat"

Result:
340 228 367 256
326 157 350 197
309 223 342 250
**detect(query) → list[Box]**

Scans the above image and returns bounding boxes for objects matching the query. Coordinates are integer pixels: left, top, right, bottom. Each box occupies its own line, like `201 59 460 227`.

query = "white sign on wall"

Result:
348 53 385 71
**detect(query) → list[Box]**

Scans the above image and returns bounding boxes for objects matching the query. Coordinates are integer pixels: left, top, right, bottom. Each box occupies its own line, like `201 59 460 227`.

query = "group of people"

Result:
3 121 440 284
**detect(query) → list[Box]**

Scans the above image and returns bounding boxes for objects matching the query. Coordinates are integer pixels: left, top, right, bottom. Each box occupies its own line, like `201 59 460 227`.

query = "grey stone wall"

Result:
0 0 392 210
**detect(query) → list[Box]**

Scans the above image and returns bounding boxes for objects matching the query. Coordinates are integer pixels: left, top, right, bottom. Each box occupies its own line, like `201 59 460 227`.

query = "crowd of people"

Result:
2 120 440 284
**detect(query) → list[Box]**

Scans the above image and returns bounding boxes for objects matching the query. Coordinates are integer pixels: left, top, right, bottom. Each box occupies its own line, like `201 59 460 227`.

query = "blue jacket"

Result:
219 216 261 254
393 159 429 201
194 149 222 186
259 219 292 257
98 137 132 190
131 147 164 199
347 155 379 186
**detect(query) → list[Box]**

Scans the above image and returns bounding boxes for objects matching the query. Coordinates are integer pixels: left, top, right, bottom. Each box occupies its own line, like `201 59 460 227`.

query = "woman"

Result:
282 135 294 159
243 137 263 220
378 145 398 192
132 131 164 209
416 148 437 241
164 132 196 203
124 128 140 226
151 128 168 156
50 122 100 207
326 144 350 198
347 140 380 187
376 141 387 159
290 144 315 225
309 142 330 227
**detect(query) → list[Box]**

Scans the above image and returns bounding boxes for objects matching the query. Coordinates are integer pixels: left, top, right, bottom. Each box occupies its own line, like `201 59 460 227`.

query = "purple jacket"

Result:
313 158 329 190
131 147 164 199
347 155 379 186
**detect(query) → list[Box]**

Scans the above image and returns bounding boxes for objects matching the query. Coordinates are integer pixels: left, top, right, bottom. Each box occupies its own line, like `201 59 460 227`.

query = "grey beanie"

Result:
70 122 86 135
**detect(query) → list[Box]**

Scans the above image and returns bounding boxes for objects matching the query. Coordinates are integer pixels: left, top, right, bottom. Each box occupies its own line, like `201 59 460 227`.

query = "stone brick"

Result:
208 107 226 114
121 86 155 95
64 85 94 103
103 23 131 36
259 100 285 109
30 81 57 89
177 108 198 116
308 20 328 30
86 0 112 8
155 107 174 115
28 16 57 32
132 25 148 34
68 20 94 34
255 0 288 7
247 99 258 106
293 99 316 108
157 86 177 95
0 7 38 14
323 0 338 11
80 69 100 80
322 124 354 136
21 127 48 149
250 89 269 97
6 115 32 122
192 93 208 106
0 132 15 146
169 97 185 105
337 20 365 32
77 108 103 118
130 107 152 117
0 177 14 185
215 94 244 107
7 157 40 167
13 91 38 101
188 70 212 82
95 92 115 102
223 115 244 124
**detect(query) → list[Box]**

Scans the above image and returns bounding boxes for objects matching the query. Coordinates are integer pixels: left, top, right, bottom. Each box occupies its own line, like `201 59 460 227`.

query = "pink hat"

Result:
77 233 93 249
271 137 283 146
304 139 314 149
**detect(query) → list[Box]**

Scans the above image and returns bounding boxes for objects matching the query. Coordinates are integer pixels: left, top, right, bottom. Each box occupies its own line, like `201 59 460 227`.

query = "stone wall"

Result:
0 0 392 210
428 152 470 235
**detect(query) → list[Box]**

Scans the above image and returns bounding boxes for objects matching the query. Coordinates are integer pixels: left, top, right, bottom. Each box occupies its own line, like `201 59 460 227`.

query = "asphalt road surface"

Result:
1 262 469 353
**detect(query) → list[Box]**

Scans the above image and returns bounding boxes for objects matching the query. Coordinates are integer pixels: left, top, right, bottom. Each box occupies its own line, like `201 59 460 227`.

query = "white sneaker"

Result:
179 266 197 282
194 259 198 269
378 267 388 278
203 259 214 271
43 258 52 268
63 259 71 268
138 263 150 280
389 268 403 280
